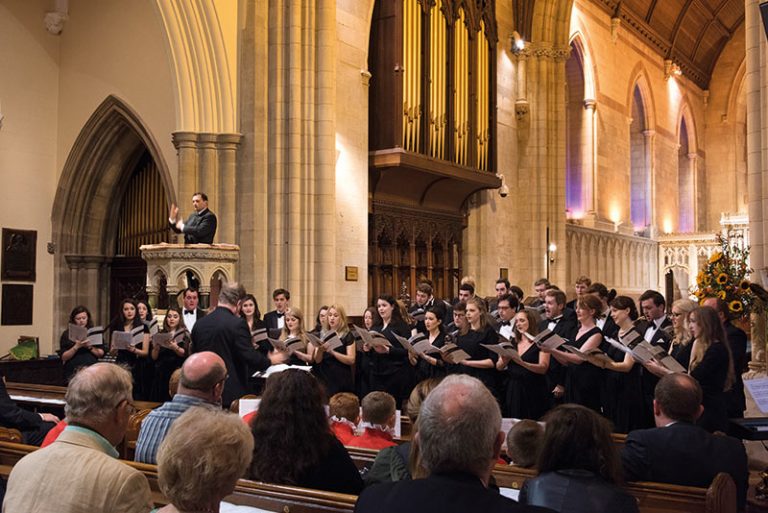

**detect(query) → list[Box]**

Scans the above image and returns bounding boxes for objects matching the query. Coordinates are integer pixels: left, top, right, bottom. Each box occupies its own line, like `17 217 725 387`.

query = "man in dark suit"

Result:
703 297 747 419
263 288 290 331
169 192 217 244
355 375 551 513
191 282 285 407
638 290 673 349
621 373 748 510
180 287 207 332
565 275 591 311
0 373 58 445
539 289 578 402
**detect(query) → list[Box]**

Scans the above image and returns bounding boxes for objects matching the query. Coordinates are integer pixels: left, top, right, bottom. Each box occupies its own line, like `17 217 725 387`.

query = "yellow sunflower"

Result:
709 251 723 264
729 301 744 313
716 273 728 285
718 290 727 300
740 280 751 291
704 275 712 286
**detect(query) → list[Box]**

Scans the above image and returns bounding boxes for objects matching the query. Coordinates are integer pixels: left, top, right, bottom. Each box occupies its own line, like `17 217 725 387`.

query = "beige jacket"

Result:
3 426 153 513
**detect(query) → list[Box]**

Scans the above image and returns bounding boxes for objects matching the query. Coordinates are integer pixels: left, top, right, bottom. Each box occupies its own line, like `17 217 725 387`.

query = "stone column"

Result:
583 99 597 217
643 129 657 236
687 152 700 231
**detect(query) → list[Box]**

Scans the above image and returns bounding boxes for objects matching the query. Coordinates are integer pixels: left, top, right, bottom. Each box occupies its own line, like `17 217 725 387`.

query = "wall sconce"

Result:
664 59 682 80
548 242 557 263
496 173 509 198
510 31 525 54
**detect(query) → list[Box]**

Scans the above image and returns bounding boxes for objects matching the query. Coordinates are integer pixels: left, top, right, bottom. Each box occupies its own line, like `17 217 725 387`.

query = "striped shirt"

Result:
134 394 215 464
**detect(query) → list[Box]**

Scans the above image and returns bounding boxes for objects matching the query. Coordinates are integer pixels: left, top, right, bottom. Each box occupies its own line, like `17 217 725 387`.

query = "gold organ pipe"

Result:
414 5 421 153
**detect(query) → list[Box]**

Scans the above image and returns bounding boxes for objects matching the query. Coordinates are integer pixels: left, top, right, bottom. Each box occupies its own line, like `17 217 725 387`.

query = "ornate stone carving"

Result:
44 11 68 35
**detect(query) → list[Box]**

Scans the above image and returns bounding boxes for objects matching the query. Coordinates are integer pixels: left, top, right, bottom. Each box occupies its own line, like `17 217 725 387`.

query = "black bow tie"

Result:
276 312 284 318
550 316 563 323
501 321 511 327
184 310 195 315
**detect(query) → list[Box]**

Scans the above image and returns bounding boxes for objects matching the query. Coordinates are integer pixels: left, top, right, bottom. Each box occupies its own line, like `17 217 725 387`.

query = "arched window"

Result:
566 40 586 217
629 85 651 232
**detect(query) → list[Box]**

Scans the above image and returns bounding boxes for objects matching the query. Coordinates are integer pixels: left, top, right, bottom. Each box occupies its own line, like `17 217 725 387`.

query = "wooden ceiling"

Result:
592 0 744 89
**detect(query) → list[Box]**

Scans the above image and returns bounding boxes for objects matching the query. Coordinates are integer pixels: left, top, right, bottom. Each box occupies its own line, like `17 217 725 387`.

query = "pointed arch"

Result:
531 0 575 46
52 95 173 334
626 64 657 130
628 68 655 234
676 101 698 233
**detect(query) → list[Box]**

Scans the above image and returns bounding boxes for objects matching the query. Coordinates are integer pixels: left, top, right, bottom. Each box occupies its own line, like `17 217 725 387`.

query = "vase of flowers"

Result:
693 233 754 319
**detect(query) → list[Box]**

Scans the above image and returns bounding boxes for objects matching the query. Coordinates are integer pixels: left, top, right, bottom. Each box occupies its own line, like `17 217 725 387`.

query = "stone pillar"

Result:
643 129 657 237
171 132 242 246
583 99 597 217
687 152 700 231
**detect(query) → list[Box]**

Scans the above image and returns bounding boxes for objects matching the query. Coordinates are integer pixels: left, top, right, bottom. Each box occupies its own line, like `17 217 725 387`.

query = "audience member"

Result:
356 375 549 513
0 370 58 446
347 391 397 450
365 378 441 485
520 404 638 513
191 282 285 406
135 351 227 464
249 370 364 494
621 373 748 510
506 420 543 468
4 364 152 513
154 407 253 513
329 392 360 445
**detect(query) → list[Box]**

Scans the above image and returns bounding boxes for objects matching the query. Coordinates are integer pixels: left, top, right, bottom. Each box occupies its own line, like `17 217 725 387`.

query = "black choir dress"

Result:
366 321 415 407
58 331 100 382
414 331 447 382
451 326 500 400
502 342 550 420
150 333 188 402
670 340 692 370
313 331 355 397
111 322 151 401
600 337 644 433
564 326 603 413
690 341 730 433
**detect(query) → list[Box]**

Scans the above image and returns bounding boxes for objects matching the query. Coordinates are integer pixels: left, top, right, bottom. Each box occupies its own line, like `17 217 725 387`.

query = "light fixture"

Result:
664 59 682 80
510 31 525 54
496 174 509 198
548 243 557 263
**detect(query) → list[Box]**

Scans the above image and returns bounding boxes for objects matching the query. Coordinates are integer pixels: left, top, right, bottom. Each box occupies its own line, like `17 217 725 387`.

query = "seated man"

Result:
329 392 360 445
506 419 543 468
621 373 748 510
0 371 58 445
4 364 152 513
135 351 226 464
355 375 551 513
348 391 397 450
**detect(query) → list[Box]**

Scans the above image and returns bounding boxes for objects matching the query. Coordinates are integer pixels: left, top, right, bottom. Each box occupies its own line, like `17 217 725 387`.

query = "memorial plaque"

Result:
2 229 36 281
1 284 33 325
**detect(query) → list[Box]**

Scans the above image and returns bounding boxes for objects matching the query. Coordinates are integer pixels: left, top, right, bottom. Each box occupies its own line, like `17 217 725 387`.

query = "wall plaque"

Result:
1 284 33 325
2 229 36 281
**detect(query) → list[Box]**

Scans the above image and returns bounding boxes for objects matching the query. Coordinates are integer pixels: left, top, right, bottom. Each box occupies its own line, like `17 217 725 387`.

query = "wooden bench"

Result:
0 441 357 513
346 446 736 513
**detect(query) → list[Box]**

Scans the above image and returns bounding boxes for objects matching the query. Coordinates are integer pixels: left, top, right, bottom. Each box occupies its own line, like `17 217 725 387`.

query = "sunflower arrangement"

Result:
693 233 754 318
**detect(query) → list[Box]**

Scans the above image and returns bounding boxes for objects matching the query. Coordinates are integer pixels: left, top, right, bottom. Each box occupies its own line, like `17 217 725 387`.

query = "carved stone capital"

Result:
515 99 530 121
44 11 68 35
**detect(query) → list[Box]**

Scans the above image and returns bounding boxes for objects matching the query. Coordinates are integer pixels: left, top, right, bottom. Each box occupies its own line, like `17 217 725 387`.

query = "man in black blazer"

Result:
621 373 748 510
169 192 217 244
263 288 290 331
180 287 207 333
0 374 58 445
355 375 551 513
191 282 285 407
538 289 578 402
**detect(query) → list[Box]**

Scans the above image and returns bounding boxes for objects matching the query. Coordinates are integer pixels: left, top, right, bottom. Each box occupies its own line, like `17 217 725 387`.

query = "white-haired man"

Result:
355 374 553 513
4 363 152 513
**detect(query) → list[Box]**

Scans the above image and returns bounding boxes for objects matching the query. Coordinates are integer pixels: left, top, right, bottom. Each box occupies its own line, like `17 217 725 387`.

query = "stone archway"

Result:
51 95 174 337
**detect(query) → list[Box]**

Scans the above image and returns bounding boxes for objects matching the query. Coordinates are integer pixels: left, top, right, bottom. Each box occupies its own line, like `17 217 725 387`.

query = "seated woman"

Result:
59 305 104 382
520 404 638 513
150 307 189 402
249 369 364 494
154 406 253 513
278 306 315 366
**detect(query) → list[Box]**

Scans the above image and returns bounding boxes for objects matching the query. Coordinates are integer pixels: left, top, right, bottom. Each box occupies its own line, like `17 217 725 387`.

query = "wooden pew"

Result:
0 441 357 513
345 446 737 513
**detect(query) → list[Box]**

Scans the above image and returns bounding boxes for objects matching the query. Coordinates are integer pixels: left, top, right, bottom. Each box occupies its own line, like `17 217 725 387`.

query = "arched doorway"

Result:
51 95 174 335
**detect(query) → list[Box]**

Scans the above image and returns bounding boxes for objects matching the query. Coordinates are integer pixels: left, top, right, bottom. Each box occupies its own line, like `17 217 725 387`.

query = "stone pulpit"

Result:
139 243 239 309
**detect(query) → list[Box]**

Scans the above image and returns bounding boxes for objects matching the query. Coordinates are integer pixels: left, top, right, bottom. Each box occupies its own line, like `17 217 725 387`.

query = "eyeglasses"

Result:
670 312 683 318
117 398 137 416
